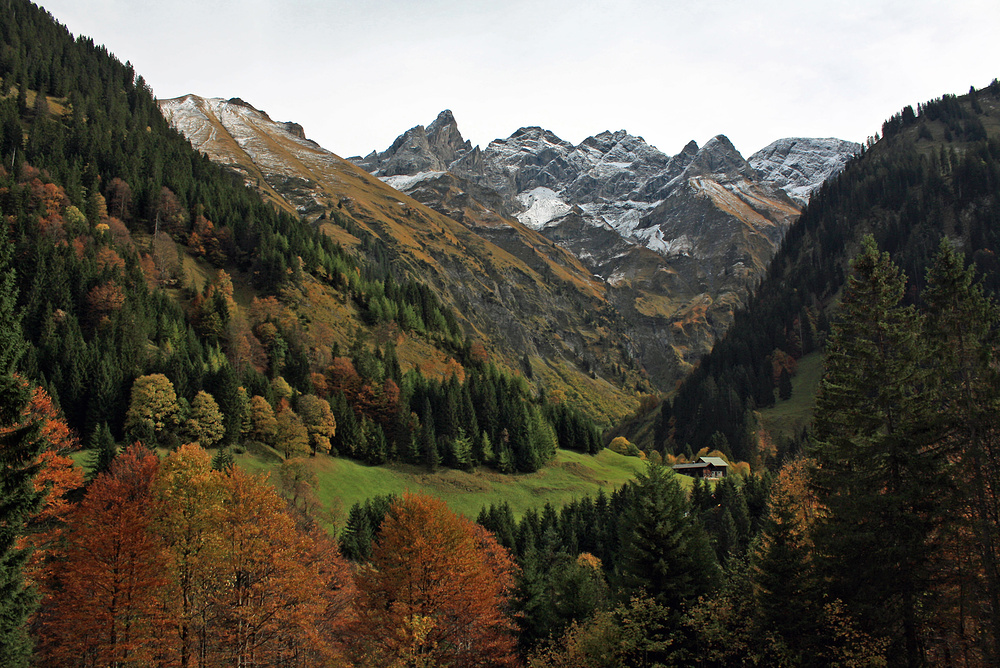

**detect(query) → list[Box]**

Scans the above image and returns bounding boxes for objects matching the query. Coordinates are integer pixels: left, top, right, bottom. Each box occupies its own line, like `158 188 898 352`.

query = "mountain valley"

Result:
162 96 859 392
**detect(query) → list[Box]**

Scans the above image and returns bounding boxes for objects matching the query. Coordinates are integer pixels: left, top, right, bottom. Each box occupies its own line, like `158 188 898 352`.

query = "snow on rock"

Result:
380 171 447 191
749 138 861 205
634 228 695 257
160 95 330 179
349 110 858 274
516 187 573 229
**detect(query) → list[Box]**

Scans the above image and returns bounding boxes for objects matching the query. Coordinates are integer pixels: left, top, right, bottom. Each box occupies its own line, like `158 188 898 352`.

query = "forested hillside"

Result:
0 0 606 482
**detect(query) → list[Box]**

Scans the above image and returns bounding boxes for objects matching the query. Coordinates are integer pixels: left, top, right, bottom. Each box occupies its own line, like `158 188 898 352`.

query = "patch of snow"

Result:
579 200 660 235
379 171 447 191
635 228 694 257
516 187 573 229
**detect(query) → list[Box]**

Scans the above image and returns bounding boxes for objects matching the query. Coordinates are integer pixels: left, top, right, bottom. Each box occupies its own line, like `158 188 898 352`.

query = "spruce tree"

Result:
616 464 720 614
810 236 944 664
87 421 117 479
922 238 1000 660
0 223 43 666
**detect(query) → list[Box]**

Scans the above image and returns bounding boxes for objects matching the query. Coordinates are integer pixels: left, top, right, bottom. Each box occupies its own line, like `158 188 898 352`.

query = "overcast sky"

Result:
38 0 1000 160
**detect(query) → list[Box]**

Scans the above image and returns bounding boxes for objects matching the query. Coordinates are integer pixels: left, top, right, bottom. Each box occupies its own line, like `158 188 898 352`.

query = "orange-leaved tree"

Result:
37 444 170 667
352 492 520 667
210 466 351 665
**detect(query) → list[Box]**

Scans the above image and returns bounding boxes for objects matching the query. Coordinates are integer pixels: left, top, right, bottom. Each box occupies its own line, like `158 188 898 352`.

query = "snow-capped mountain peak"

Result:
749 137 861 205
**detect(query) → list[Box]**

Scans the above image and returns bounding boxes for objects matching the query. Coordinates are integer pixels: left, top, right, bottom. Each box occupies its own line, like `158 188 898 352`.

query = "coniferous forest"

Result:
3 0 1000 666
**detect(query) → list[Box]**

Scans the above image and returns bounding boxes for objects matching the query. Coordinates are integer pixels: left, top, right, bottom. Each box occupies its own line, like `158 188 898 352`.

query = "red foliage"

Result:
156 186 188 238
356 378 401 425
210 467 351 665
106 216 134 250
249 296 285 327
86 281 126 325
310 372 329 398
326 357 362 401
106 177 132 221
37 445 171 667
469 341 489 365
0 382 85 572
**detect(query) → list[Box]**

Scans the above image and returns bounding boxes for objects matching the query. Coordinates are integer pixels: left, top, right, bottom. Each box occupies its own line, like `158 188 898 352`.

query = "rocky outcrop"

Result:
350 109 473 177
281 121 307 140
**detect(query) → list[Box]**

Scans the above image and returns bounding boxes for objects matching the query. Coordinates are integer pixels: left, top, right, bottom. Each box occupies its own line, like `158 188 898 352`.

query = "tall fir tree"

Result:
810 236 945 666
616 464 720 615
0 222 43 666
922 238 1000 661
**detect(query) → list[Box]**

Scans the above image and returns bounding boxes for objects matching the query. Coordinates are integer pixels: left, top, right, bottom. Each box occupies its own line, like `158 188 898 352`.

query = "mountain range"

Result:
161 96 858 395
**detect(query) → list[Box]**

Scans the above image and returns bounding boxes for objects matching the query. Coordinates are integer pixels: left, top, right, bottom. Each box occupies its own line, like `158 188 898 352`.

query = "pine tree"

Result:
810 236 944 664
87 422 117 479
0 220 43 665
616 464 720 614
922 238 1000 660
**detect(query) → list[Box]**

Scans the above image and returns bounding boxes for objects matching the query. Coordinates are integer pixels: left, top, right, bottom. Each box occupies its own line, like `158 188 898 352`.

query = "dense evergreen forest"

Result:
3 0 1000 666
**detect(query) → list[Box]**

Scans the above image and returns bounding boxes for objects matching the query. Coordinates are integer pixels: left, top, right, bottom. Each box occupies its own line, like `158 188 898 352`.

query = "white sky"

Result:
38 0 1000 160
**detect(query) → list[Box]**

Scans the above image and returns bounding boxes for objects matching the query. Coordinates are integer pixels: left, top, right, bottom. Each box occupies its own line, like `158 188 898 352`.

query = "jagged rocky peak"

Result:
749 137 861 205
350 109 473 177
425 109 472 165
682 134 756 181
578 130 668 167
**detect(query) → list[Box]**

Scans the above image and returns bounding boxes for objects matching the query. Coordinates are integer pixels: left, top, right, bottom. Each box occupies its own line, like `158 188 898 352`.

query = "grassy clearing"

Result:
759 351 825 440
236 448 649 528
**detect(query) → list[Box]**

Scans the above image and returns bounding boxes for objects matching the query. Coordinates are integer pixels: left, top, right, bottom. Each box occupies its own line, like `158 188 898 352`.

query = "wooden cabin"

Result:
671 456 729 480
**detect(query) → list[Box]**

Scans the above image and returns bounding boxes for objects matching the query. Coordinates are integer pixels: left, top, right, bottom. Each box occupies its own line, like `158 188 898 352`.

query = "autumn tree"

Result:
15 384 85 573
105 177 132 222
248 395 278 445
275 403 309 459
750 458 828 662
153 444 225 668
37 445 169 667
210 466 348 665
85 281 126 327
125 373 180 445
183 390 225 447
351 493 520 667
297 394 336 455
156 186 188 238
